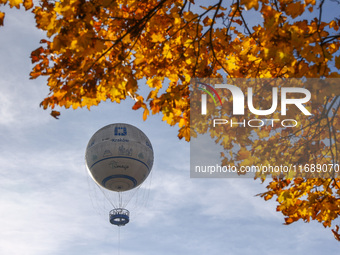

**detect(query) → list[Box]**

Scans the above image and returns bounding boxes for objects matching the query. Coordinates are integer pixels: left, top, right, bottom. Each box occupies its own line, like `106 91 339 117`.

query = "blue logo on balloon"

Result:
114 126 127 136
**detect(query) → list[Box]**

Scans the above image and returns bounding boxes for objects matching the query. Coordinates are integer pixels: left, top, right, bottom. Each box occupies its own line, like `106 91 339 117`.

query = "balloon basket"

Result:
109 208 130 226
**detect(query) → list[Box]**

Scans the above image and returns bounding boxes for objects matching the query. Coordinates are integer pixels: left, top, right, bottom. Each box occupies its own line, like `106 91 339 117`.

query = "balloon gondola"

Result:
109 208 130 226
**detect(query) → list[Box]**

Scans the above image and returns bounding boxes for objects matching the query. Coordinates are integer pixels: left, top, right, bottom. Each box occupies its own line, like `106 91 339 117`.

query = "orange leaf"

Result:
50 110 60 119
284 217 294 225
132 101 142 110
143 108 149 121
0 11 4 26
335 56 340 70
332 226 340 242
23 0 33 10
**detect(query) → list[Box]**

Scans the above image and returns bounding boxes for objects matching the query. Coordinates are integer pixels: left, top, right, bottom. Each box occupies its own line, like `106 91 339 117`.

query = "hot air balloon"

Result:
85 123 154 226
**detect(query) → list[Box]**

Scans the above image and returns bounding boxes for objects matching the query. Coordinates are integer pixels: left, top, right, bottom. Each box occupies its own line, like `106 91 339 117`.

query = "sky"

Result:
0 5 339 255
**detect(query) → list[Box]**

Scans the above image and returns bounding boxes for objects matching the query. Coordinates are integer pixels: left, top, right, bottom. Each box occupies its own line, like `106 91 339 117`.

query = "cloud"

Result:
0 144 98 255
0 8 50 129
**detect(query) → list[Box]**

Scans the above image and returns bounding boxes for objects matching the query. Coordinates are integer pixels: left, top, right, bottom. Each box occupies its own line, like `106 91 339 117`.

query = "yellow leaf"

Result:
178 125 190 141
305 0 316 5
329 20 339 31
9 0 23 8
23 0 33 10
184 39 193 48
151 33 165 43
54 2 71 14
174 16 181 25
241 158 253 166
147 77 163 88
241 0 259 11
248 55 258 61
178 118 185 128
122 33 131 44
168 74 178 83
134 52 146 65
162 112 174 125
238 148 251 160
143 108 149 121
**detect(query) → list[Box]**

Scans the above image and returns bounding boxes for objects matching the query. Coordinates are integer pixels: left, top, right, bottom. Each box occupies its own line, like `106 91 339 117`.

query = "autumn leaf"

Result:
238 148 251 160
50 110 60 119
23 0 33 10
143 108 149 121
241 0 259 11
203 16 213 26
285 2 305 19
0 11 4 26
9 0 23 8
335 56 340 70
0 0 33 25
332 225 340 242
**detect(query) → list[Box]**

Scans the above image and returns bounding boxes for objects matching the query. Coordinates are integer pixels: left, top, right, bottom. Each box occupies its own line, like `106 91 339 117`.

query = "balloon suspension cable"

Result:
96 182 116 209
119 191 122 208
117 226 121 255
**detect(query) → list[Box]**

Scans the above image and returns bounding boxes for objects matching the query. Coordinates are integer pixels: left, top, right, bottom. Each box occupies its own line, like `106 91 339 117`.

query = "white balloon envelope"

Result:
85 123 154 192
